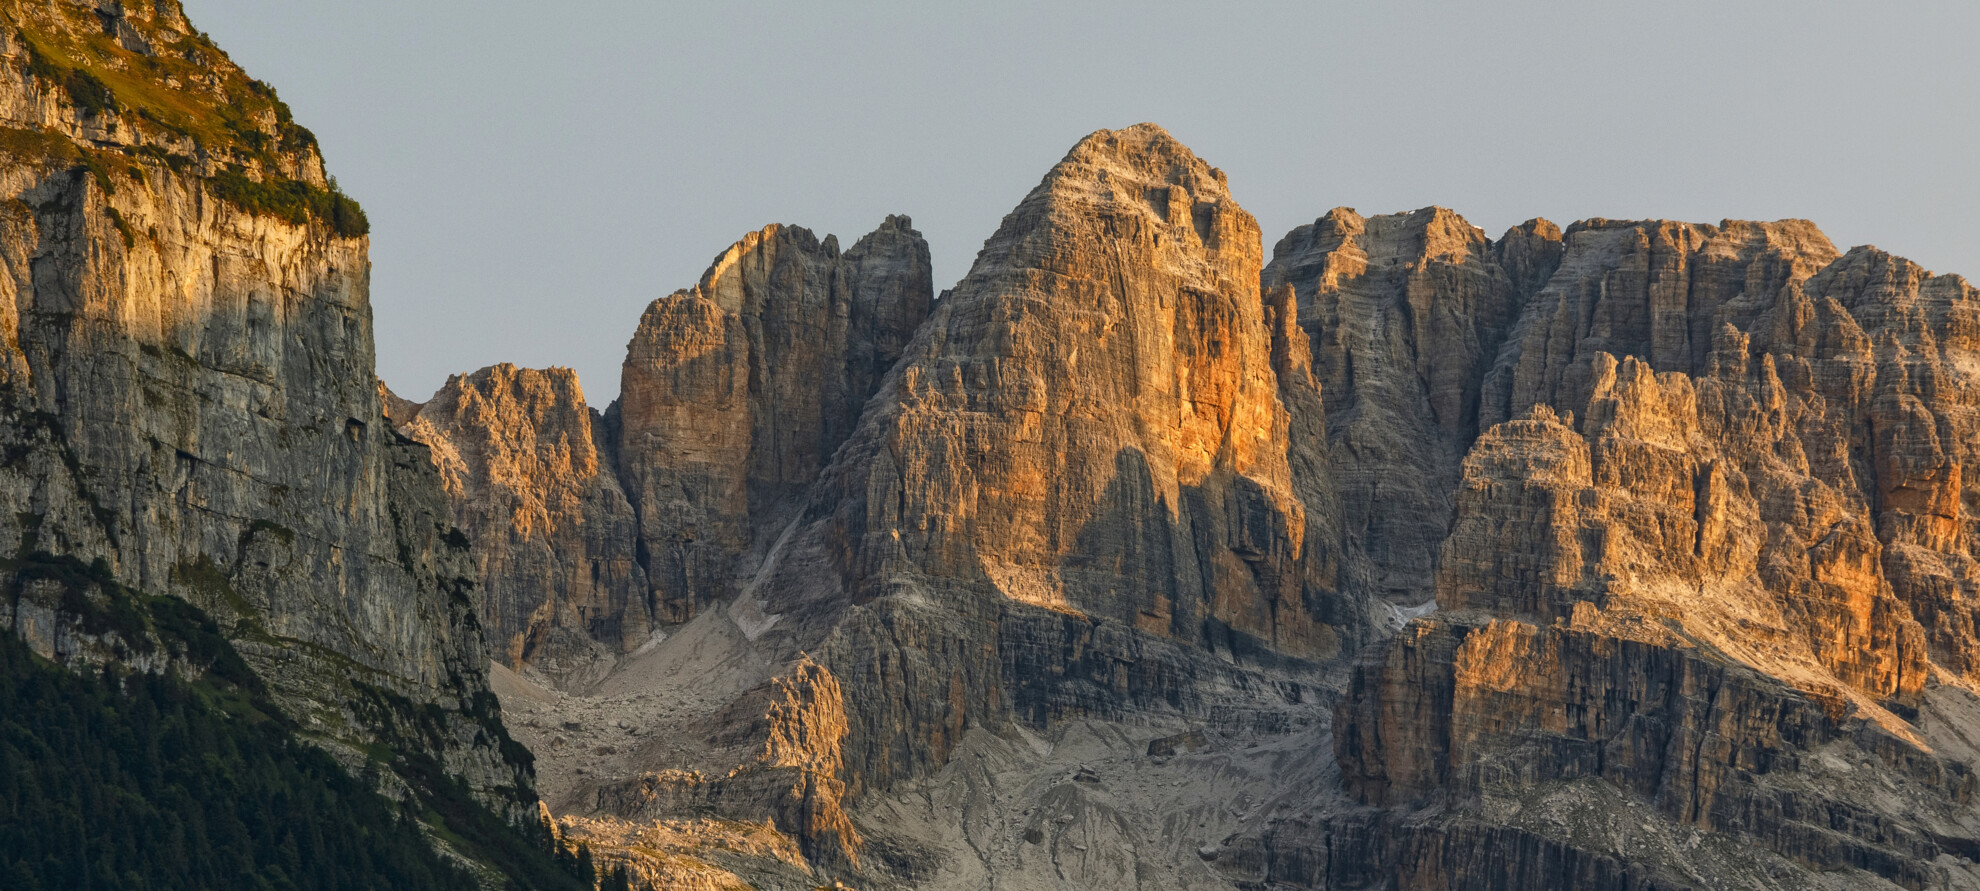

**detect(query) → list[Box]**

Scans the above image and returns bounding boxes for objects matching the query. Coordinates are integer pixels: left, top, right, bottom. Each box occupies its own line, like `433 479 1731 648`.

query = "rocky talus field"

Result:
6 3 1980 890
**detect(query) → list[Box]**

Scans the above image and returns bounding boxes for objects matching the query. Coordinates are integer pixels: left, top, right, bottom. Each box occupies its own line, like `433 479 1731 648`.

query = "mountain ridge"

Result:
398 122 1980 889
4 7 1971 878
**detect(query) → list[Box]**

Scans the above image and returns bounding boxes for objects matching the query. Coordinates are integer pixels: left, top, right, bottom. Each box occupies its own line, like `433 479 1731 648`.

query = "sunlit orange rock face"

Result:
806 124 1348 654
739 124 1373 793
416 125 1980 888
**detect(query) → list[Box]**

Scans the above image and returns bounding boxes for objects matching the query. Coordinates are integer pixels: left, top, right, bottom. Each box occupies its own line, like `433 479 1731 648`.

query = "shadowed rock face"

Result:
0 0 533 825
1264 207 1562 606
397 217 935 688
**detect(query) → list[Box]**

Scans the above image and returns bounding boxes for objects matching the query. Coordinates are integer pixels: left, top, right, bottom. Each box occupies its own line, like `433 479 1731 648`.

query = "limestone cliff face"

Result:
1242 216 1980 889
744 123 1372 796
399 365 647 686
1264 207 1560 605
618 216 933 624
0 0 531 822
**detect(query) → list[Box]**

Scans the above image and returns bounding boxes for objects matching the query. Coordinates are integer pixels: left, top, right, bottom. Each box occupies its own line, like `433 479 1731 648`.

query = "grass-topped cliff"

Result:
0 0 365 235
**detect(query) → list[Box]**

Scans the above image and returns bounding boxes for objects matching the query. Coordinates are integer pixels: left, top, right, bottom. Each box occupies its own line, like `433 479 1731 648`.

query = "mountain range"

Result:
4 3 1980 890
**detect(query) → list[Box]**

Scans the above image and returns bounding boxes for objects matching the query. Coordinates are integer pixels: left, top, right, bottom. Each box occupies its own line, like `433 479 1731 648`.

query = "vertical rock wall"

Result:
0 0 532 818
618 217 934 625
400 365 647 687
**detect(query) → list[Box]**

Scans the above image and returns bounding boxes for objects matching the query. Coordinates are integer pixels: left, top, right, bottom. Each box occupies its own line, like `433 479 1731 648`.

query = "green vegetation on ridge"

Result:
3 3 369 236
209 168 368 237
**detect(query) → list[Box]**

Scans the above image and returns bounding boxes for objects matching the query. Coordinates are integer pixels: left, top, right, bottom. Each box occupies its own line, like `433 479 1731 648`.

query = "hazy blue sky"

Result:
181 1 1980 404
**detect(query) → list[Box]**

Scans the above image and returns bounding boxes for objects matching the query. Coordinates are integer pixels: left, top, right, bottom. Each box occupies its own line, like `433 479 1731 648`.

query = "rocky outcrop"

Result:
1264 208 1558 605
0 0 543 858
586 656 862 870
618 217 934 624
734 123 1376 814
399 364 647 686
1237 216 1980 889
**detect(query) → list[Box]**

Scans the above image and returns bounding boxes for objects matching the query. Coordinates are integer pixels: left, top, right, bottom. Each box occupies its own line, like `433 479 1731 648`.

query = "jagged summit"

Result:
418 124 1980 886
959 123 1253 293
1057 122 1231 191
396 216 934 676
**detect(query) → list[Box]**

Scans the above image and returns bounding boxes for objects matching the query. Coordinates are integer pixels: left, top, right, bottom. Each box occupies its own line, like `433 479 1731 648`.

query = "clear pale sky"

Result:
181 1 1980 405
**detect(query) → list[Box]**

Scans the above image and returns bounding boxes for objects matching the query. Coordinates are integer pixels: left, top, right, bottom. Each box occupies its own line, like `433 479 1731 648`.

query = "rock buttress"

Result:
617 216 934 624
1239 217 1980 889
397 364 648 687
0 0 544 845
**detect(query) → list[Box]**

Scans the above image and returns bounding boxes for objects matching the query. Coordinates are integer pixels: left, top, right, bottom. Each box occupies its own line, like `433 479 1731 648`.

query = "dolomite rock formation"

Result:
1263 208 1560 605
618 217 934 624
412 124 1980 888
1233 217 1980 889
747 123 1371 784
468 125 1381 886
0 0 536 841
394 217 935 684
399 364 647 686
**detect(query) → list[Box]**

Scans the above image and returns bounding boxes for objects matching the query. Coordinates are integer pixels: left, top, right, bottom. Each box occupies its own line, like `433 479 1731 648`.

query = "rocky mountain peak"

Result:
1060 122 1229 190
407 363 605 503
962 123 1257 298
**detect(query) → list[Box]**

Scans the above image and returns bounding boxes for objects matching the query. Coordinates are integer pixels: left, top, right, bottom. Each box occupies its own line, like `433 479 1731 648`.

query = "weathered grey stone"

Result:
0 0 534 822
